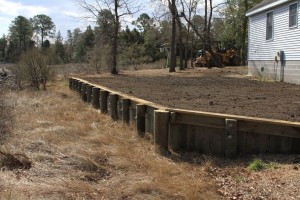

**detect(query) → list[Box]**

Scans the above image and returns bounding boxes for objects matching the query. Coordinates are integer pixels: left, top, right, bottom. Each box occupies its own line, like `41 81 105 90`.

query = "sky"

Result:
0 0 225 40
0 0 88 38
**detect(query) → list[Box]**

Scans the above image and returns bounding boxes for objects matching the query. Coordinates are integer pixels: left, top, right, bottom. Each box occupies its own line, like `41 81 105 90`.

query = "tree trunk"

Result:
111 0 119 74
169 0 176 72
241 0 249 66
177 17 184 70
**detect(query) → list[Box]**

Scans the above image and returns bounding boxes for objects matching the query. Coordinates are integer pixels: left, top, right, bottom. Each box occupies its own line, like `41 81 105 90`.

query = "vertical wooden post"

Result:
78 81 82 94
100 90 108 114
154 110 170 155
72 79 76 90
109 94 118 120
136 104 146 136
92 87 100 109
122 98 130 124
86 84 93 103
225 119 237 158
69 78 73 89
81 83 87 102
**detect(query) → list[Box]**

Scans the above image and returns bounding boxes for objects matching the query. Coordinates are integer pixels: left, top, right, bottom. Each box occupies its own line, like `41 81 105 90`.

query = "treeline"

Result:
0 0 263 73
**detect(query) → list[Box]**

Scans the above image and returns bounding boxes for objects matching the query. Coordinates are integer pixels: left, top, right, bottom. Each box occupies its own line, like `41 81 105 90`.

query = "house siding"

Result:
248 0 300 84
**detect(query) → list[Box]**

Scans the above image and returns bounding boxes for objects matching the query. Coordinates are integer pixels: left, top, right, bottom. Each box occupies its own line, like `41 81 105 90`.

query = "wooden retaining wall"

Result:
69 77 300 157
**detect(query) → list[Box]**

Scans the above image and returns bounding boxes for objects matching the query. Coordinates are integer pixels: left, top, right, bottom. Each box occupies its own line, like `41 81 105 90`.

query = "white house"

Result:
246 0 300 85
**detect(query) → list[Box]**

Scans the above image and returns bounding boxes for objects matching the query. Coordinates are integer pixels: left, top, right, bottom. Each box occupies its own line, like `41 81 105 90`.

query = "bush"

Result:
13 49 55 90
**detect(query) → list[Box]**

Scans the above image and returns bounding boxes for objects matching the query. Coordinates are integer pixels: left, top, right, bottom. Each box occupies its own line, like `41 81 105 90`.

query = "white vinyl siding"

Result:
248 1 300 61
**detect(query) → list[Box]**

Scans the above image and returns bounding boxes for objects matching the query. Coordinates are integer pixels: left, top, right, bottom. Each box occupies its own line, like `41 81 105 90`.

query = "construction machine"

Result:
195 41 241 67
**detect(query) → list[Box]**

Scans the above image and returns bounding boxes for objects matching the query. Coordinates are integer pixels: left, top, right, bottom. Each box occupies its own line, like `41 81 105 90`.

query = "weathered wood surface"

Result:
100 90 108 114
136 104 146 136
122 98 130 124
86 84 92 103
109 93 118 120
154 110 170 155
92 87 100 109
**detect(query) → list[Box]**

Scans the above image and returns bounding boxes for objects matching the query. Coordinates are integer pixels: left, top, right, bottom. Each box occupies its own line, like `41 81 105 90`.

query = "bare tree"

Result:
180 0 227 67
168 0 177 72
74 0 140 74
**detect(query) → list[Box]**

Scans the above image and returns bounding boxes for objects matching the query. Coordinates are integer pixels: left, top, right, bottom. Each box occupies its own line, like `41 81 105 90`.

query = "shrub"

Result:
13 49 55 90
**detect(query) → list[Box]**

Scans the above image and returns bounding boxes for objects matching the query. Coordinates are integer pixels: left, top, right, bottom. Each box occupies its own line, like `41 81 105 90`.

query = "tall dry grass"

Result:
0 78 220 200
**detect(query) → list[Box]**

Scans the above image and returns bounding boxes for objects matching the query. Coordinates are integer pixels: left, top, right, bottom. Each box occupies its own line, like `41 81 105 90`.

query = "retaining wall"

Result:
69 77 300 157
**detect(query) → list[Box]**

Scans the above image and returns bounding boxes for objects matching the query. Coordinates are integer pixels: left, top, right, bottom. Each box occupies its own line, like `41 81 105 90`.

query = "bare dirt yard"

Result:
0 76 299 199
83 67 300 122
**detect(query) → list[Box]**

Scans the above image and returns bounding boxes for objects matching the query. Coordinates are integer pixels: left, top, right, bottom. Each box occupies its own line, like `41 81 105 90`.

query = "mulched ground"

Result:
82 67 300 122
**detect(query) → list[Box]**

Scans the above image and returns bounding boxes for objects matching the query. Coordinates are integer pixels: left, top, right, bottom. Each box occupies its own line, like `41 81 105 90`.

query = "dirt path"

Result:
83 67 300 122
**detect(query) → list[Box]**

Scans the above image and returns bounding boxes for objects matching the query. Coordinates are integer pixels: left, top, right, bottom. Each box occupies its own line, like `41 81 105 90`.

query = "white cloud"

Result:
0 0 49 17
62 11 81 18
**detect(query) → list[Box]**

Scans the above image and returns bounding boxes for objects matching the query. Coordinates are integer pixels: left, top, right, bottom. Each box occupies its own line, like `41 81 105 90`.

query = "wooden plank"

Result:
225 119 237 158
100 90 108 114
238 121 300 139
122 98 130 124
175 112 225 129
154 110 170 155
136 104 146 136
129 101 137 124
145 106 156 134
81 83 87 102
173 112 300 139
92 87 100 109
109 93 118 120
86 84 93 103
169 124 187 151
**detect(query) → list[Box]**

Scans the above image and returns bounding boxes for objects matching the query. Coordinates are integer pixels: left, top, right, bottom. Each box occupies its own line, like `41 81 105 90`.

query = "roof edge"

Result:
246 0 290 17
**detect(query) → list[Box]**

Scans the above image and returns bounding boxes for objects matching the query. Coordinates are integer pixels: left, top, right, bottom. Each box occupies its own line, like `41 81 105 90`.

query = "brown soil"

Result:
83 67 300 122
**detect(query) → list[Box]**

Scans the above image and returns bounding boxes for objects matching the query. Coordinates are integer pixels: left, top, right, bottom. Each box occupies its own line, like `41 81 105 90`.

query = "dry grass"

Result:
0 78 220 199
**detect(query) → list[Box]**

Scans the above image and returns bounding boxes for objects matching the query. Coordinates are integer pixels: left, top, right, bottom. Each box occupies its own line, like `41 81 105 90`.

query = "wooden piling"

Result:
122 98 130 124
92 87 100 109
73 79 77 90
86 84 92 103
154 110 170 155
100 90 108 114
225 119 237 158
110 93 118 120
81 83 87 102
69 78 73 89
78 81 82 94
136 104 146 136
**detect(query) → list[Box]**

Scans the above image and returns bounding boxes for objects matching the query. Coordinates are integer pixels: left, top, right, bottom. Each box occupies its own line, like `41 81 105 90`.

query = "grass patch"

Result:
247 159 279 171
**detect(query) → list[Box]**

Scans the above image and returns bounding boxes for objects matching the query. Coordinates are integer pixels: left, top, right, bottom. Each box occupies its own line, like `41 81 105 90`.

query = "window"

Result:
289 3 298 27
266 11 273 40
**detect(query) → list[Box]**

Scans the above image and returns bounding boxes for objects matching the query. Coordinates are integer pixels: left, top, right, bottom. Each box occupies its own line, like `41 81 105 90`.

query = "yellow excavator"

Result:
195 41 241 67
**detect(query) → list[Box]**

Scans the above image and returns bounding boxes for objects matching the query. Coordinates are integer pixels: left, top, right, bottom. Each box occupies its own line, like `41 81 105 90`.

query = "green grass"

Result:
247 159 279 171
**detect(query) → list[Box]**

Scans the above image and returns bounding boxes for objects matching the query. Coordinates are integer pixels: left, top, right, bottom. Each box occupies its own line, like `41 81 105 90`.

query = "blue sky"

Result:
0 0 156 39
0 0 224 40
0 0 89 38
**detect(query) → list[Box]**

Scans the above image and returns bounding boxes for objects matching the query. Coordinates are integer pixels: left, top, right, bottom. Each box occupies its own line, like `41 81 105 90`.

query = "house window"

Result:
266 11 273 40
289 3 298 27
